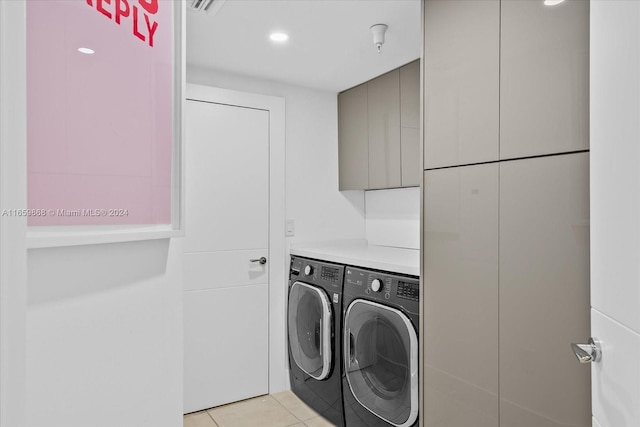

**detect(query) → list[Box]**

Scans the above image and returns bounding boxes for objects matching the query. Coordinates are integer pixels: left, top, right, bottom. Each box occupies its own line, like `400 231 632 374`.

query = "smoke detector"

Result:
370 24 388 54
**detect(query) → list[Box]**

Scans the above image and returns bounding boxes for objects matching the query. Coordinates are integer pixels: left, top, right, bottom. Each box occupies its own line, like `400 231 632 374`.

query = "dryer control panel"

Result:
344 267 419 315
289 256 345 293
397 280 420 301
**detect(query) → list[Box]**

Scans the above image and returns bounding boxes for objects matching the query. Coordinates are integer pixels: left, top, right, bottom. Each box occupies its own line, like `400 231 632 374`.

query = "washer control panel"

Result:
344 266 419 314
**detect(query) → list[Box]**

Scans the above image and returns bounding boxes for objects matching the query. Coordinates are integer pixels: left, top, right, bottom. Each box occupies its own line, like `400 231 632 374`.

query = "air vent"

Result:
189 0 215 12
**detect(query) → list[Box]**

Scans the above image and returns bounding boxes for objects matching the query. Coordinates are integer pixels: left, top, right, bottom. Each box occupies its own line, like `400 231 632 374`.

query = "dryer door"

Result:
288 281 333 380
344 299 418 427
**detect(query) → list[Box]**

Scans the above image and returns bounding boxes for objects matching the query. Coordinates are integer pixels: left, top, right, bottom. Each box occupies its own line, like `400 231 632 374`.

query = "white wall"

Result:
590 2 640 426
26 239 183 427
365 187 420 249
187 66 367 247
21 2 186 424
3 2 184 426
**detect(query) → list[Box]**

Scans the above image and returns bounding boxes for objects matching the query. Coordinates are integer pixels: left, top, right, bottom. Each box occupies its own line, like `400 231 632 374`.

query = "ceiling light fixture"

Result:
78 47 95 55
370 24 388 54
544 0 565 5
270 32 289 43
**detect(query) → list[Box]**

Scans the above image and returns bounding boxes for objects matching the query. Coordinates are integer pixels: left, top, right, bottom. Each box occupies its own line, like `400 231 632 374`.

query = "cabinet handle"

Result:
571 337 602 363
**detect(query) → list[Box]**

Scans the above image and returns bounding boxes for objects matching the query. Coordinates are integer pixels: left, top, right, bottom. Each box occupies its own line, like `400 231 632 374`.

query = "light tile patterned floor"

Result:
183 392 336 427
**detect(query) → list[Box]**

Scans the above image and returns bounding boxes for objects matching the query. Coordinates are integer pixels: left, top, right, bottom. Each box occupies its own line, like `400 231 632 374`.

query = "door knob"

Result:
571 337 602 363
250 257 267 265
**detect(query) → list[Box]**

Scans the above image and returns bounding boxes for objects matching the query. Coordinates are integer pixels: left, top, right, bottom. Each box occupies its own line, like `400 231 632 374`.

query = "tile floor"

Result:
183 392 336 427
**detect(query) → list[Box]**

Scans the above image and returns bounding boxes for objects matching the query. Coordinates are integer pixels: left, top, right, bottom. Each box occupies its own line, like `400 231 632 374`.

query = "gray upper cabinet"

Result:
401 127 421 187
338 83 368 191
338 60 420 190
400 60 420 129
423 0 500 169
400 61 421 187
368 69 401 189
500 0 589 159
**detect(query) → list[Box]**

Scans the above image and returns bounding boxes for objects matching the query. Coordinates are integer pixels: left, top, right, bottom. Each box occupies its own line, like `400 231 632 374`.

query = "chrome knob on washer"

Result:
371 279 383 292
304 265 314 276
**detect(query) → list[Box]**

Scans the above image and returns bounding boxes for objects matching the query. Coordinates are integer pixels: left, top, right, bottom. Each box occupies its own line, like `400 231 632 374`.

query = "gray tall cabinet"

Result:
422 1 590 426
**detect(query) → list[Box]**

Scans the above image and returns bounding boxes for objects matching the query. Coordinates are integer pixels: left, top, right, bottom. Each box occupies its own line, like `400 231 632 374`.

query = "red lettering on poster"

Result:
85 0 159 48
145 13 158 47
115 0 130 25
132 5 146 43
138 0 158 15
97 0 112 19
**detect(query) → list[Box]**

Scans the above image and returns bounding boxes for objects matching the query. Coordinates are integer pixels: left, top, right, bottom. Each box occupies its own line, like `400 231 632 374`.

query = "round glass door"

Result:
288 281 332 380
344 299 418 427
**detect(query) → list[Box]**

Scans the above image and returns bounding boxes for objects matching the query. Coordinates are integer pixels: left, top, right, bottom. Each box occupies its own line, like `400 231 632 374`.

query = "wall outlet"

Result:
286 219 295 237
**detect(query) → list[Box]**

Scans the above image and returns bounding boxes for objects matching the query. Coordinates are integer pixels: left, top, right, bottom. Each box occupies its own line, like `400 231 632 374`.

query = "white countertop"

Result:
290 239 420 277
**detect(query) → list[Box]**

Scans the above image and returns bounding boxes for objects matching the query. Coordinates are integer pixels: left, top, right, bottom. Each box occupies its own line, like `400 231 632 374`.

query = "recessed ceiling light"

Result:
78 47 95 55
544 0 565 5
269 32 289 43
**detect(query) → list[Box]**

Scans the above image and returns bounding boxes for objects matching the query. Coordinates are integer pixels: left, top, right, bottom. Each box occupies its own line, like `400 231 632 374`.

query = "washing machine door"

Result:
344 299 418 427
288 281 333 380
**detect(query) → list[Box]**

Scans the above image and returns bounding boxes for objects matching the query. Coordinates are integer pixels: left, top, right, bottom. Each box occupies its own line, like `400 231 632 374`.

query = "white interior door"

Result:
590 2 640 426
183 99 270 413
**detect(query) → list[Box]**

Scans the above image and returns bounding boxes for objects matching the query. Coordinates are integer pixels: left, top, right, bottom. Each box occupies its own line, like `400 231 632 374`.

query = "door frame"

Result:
0 0 28 425
185 84 287 393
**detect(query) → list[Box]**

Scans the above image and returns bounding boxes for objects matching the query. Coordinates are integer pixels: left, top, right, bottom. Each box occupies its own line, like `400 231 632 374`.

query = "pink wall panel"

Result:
27 0 173 226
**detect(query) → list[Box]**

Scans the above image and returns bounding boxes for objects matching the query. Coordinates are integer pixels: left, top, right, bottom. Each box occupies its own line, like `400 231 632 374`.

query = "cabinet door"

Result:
338 84 369 190
423 164 499 427
423 0 499 169
500 0 589 159
499 153 590 427
401 127 420 187
400 60 421 187
368 69 401 189
400 60 420 129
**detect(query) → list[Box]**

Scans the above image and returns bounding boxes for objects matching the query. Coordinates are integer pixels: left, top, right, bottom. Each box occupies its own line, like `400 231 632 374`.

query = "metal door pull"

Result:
319 321 322 357
250 257 267 265
571 337 602 363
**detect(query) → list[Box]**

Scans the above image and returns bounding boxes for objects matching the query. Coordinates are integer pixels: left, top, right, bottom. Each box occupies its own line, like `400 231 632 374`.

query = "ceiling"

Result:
186 0 422 92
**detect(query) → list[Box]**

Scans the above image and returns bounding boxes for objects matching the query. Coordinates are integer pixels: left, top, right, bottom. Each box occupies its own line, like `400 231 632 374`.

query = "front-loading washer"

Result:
342 266 419 427
287 256 345 426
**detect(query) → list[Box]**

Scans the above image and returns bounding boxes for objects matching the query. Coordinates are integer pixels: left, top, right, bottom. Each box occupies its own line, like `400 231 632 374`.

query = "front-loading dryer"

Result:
288 256 345 426
342 266 419 427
